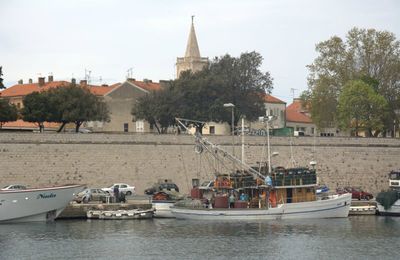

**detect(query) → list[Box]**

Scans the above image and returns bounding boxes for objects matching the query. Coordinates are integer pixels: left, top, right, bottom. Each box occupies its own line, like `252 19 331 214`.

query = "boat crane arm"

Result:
175 118 267 181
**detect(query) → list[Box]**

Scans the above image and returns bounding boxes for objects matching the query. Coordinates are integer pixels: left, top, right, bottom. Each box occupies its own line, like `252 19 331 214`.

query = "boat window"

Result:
390 172 400 180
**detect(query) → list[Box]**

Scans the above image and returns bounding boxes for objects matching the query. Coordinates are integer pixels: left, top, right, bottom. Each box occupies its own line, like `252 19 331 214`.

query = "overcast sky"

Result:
1 0 399 103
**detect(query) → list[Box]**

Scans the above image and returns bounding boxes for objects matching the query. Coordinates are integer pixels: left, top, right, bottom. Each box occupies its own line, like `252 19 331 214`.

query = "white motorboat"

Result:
377 170 400 216
151 191 184 218
171 118 352 221
0 184 85 223
152 200 176 218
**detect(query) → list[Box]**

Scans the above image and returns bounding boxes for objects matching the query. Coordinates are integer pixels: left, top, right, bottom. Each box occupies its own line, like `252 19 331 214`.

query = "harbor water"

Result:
1 216 399 259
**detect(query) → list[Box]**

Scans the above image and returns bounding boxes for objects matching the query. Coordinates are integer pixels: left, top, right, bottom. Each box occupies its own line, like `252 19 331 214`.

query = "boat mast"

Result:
176 118 267 181
259 115 275 174
241 116 245 167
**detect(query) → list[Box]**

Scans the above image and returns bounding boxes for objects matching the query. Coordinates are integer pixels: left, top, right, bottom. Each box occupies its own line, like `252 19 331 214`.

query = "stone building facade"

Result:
86 79 162 133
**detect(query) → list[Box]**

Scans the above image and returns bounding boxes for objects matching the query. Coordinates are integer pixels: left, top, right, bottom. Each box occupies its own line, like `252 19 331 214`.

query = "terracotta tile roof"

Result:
127 79 161 92
0 81 118 97
286 99 313 124
88 84 118 96
0 81 70 97
263 93 286 104
2 119 60 129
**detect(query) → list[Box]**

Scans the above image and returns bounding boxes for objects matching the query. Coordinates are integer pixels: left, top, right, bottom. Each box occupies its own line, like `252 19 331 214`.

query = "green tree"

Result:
306 27 400 131
0 66 5 89
133 51 273 133
0 98 18 128
22 91 50 132
47 84 110 132
337 80 388 136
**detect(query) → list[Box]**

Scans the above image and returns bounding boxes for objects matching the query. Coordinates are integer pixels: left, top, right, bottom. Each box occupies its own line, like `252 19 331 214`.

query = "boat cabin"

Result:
389 170 400 189
194 166 318 209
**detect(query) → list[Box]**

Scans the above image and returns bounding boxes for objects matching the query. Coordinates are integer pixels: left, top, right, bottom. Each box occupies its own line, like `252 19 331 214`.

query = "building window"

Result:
17 103 21 109
311 128 314 134
124 123 129 132
209 126 215 135
136 120 144 132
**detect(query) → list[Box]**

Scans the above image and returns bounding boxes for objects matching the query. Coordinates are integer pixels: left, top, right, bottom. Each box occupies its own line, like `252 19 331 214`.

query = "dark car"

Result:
145 182 179 195
337 187 373 200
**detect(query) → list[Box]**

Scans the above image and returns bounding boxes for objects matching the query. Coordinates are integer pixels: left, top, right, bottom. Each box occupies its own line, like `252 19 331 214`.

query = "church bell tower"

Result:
176 16 209 78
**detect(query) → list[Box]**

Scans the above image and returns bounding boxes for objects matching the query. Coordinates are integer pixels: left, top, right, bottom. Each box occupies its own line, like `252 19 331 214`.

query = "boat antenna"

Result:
289 128 297 167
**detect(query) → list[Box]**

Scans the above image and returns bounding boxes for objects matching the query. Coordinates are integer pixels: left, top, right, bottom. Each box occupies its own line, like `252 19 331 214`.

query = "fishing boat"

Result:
86 209 154 220
376 170 400 216
0 184 85 223
170 118 351 220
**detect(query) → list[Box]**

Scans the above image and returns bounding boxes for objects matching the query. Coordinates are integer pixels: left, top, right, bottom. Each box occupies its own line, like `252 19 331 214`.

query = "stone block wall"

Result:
0 133 399 195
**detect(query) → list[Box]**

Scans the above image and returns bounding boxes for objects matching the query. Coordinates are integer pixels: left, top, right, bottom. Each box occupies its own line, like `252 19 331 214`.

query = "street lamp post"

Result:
224 103 235 174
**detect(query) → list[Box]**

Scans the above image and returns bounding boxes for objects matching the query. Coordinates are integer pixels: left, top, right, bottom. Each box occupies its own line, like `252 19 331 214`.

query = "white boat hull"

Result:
87 209 154 220
377 199 400 216
171 193 352 220
152 200 176 218
0 184 85 223
349 205 376 215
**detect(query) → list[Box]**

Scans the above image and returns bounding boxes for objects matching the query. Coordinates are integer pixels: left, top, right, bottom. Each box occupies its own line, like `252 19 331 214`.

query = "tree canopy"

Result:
337 80 388 136
133 51 273 133
22 91 51 132
304 27 400 132
45 84 110 132
21 84 110 132
0 98 18 128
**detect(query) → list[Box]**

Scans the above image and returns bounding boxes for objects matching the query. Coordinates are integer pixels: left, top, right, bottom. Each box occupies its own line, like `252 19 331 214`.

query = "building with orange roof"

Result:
85 78 164 133
201 93 287 136
285 98 316 136
0 76 118 131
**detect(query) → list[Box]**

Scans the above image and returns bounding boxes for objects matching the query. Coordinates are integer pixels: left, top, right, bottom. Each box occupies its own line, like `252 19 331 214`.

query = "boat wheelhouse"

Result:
376 170 400 216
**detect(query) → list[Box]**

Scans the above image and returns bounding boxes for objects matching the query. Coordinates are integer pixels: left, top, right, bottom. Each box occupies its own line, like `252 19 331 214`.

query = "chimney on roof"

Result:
29 78 33 84
80 80 87 87
48 75 53 82
127 78 136 82
18 79 23 84
101 84 109 87
38 77 45 86
71 78 76 85
143 79 152 83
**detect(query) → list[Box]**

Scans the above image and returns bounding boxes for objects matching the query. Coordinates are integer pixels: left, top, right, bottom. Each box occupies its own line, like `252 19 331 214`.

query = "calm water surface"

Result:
0 216 399 259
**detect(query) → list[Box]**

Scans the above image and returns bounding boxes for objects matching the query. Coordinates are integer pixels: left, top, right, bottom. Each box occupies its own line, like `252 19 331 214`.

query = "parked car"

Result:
198 180 214 190
102 183 135 196
144 181 179 195
74 188 109 203
336 187 373 200
1 184 27 191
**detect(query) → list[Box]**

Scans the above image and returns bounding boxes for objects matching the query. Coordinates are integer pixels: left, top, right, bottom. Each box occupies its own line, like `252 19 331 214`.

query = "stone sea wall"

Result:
0 132 399 195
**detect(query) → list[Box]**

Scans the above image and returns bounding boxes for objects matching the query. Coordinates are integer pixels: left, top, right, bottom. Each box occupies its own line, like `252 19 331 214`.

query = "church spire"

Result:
184 16 201 58
176 16 208 78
